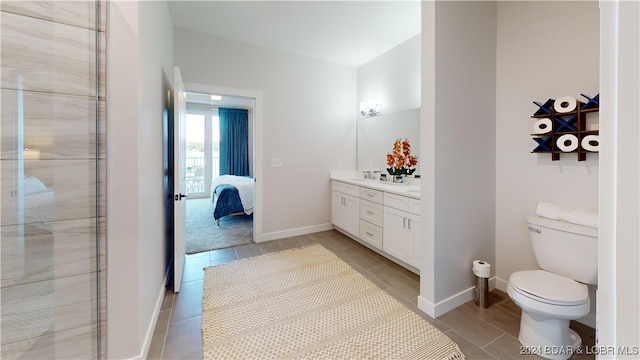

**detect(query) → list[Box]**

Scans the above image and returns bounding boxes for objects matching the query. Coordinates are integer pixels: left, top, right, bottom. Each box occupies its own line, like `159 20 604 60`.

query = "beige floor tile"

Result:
256 240 284 254
438 307 504 348
445 330 499 360
276 236 303 249
460 298 521 338
484 333 541 360
234 243 262 259
368 263 420 300
170 280 203 323
152 230 596 360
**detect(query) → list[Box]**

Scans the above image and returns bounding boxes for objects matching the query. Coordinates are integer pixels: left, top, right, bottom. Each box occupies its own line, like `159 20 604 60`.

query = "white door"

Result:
173 66 187 292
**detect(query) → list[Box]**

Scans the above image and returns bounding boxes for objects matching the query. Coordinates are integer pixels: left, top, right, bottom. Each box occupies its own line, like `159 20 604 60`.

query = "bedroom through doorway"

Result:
184 92 255 254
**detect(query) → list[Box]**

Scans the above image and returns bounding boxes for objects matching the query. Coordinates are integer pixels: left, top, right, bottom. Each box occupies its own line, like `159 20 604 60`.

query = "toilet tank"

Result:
526 215 598 285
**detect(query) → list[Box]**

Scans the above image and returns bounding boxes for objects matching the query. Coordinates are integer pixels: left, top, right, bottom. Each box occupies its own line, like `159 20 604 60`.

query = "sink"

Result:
347 178 368 182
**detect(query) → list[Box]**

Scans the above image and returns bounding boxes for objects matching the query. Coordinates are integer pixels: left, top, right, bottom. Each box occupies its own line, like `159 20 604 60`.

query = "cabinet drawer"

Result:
359 220 382 250
360 187 383 204
408 198 421 215
332 181 359 197
384 193 409 211
359 199 383 227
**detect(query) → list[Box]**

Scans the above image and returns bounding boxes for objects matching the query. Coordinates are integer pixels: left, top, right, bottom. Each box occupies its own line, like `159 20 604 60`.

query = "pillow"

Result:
23 175 50 195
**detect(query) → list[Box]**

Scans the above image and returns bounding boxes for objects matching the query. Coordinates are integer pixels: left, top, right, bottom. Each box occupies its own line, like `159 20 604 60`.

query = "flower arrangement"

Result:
386 138 418 176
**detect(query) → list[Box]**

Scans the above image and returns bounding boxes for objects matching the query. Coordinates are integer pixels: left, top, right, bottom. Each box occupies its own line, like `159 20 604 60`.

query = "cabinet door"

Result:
383 206 409 262
332 191 359 237
407 213 422 269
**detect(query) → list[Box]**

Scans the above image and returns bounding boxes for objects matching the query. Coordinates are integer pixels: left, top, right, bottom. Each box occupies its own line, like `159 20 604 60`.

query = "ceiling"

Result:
167 1 421 68
172 1 421 110
185 91 255 110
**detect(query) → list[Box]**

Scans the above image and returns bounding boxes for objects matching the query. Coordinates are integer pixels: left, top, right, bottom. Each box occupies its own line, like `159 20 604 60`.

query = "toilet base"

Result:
518 311 582 360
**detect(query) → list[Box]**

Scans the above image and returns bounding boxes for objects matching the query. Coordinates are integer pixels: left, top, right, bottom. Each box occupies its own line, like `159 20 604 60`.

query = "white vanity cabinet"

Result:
330 178 421 273
383 193 422 268
358 187 384 250
331 181 360 237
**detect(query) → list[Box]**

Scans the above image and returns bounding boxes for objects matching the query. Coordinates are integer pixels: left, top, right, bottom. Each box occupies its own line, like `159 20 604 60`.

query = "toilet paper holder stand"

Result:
472 260 490 308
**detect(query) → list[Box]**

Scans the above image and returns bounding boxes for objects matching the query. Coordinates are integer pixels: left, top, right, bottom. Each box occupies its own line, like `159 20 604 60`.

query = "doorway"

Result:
181 84 263 254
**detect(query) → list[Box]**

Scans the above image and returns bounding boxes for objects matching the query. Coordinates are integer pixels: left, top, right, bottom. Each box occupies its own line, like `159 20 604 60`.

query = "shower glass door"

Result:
1 1 105 358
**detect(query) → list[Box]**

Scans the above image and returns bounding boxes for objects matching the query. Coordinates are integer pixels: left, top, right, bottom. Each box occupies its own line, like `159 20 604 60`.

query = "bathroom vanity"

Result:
330 171 421 274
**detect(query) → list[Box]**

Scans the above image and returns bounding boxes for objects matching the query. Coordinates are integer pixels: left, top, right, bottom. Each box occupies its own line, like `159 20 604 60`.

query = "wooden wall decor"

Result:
531 93 599 161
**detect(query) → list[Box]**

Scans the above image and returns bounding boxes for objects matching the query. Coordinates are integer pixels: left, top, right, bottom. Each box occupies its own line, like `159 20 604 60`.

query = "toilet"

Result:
507 214 597 360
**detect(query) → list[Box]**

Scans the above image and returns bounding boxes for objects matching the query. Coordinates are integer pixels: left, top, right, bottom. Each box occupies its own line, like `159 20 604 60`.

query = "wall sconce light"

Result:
360 101 381 117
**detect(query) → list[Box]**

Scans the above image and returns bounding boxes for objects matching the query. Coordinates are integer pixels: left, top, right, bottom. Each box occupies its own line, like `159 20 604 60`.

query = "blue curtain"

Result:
218 107 250 176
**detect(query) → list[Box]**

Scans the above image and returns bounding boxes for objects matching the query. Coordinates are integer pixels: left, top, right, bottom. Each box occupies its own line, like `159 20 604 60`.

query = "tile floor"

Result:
148 230 595 360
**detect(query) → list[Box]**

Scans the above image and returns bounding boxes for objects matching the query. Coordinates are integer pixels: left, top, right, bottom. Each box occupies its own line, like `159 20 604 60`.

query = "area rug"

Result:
186 198 253 254
202 244 465 359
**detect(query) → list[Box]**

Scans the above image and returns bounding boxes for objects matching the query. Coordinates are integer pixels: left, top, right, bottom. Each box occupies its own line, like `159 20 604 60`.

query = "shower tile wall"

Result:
1 1 106 359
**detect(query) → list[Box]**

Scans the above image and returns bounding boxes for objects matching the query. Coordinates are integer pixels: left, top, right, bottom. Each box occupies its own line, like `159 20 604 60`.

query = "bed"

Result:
210 175 254 225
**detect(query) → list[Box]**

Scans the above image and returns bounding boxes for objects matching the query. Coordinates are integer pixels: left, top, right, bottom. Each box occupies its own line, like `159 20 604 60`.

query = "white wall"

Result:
173 28 357 239
494 1 599 326
357 34 421 114
107 2 140 357
107 1 174 358
419 1 497 317
599 0 640 352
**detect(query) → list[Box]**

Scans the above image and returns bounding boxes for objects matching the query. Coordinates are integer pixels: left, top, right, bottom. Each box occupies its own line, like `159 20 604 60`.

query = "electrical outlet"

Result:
270 158 283 168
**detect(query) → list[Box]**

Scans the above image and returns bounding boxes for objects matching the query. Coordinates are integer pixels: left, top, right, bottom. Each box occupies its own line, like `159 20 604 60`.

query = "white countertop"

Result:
330 170 421 199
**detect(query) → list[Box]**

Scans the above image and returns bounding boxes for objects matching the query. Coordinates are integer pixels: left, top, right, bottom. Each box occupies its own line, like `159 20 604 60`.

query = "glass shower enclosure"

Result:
1 1 106 358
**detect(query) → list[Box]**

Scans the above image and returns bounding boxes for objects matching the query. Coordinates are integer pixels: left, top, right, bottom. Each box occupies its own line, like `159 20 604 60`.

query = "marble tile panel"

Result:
1 159 101 226
1 218 101 287
1 323 100 360
1 1 100 31
1 11 98 96
1 89 103 160
98 31 106 98
1 272 102 349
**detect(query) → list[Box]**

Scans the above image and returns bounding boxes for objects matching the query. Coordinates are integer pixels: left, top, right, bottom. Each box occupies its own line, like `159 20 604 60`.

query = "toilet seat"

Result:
509 270 588 306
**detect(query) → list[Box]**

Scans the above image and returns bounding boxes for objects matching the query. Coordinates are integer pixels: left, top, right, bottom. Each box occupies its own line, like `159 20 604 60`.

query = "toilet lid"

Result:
510 270 588 306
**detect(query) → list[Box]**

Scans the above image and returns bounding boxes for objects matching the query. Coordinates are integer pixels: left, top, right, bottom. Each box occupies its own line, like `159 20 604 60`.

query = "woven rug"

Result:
202 244 465 359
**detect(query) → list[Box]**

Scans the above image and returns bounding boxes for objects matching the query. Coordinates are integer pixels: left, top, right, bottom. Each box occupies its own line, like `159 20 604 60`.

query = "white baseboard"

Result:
417 277 496 318
135 274 169 360
259 223 334 242
495 276 508 292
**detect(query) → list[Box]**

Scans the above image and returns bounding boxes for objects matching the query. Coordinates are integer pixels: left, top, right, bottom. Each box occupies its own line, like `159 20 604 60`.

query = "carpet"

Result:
202 244 465 359
186 198 253 254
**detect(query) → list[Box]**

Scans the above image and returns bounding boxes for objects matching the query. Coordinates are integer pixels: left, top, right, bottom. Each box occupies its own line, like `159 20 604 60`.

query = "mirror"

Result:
357 107 420 174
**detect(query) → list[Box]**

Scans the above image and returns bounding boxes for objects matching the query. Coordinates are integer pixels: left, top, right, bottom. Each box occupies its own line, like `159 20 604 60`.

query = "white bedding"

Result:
211 175 254 215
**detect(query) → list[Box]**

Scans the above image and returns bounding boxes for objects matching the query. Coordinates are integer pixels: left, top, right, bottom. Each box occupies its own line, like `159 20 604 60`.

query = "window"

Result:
185 111 219 198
